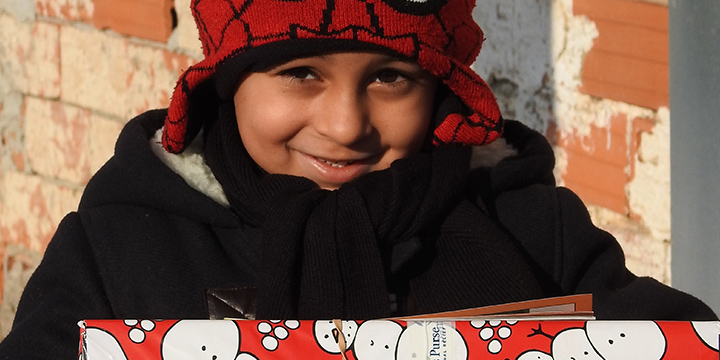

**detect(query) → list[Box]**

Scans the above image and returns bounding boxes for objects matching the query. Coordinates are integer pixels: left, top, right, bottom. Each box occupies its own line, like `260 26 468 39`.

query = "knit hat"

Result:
162 0 503 153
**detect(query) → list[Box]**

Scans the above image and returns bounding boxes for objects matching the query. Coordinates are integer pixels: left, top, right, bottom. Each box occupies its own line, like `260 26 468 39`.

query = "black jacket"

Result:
0 109 714 358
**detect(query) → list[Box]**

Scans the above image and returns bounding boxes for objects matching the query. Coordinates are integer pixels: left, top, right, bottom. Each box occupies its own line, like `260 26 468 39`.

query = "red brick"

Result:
560 113 657 215
93 0 174 42
560 114 630 214
580 50 668 109
589 19 667 63
574 0 668 31
574 0 669 109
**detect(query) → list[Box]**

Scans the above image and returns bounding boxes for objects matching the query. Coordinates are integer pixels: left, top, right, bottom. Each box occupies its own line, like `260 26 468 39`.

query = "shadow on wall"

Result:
472 0 557 139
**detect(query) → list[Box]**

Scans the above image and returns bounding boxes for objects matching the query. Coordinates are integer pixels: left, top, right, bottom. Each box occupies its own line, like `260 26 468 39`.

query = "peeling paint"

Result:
0 0 35 22
35 0 94 21
627 107 671 240
167 0 204 59
473 0 673 282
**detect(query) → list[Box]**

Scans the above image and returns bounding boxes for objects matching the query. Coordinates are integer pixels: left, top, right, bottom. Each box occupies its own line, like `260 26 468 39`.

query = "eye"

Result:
279 67 318 81
374 69 406 84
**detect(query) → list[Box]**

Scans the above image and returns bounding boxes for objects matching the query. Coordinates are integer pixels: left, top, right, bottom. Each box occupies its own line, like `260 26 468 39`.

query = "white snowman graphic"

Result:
516 350 554 360
525 321 667 360
314 320 359 354
353 320 404 360
585 321 666 360
692 321 720 351
84 327 129 360
161 320 257 360
551 328 604 360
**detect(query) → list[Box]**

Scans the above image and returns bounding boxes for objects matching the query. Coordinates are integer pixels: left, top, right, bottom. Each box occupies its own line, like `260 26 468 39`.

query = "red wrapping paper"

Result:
79 319 720 360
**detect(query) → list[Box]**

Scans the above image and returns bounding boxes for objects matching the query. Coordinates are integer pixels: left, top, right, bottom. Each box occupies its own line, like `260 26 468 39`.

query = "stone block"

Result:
88 114 124 174
0 92 26 174
25 97 92 184
0 15 61 98
60 26 194 120
0 171 82 252
587 204 670 283
0 244 42 339
35 0 94 21
24 21 61 97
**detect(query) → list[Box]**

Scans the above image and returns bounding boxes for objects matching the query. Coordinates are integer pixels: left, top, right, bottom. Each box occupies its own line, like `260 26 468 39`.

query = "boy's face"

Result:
233 51 438 190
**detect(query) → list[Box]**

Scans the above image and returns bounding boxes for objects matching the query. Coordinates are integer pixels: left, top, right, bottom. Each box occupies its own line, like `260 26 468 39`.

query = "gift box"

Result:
79 318 720 359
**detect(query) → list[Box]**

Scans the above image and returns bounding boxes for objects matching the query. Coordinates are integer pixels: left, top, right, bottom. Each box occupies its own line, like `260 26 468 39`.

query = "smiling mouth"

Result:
318 158 357 168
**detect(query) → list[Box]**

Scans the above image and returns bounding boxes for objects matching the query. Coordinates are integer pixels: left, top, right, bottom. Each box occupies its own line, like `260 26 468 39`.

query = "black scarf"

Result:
204 103 544 319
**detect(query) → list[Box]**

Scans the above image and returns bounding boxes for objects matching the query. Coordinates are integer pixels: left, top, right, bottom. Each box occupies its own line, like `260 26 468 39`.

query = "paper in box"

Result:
79 318 720 359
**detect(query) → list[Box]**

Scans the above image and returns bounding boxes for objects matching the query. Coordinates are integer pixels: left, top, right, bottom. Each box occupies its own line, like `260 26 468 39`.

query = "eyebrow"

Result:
304 53 405 63
269 53 419 72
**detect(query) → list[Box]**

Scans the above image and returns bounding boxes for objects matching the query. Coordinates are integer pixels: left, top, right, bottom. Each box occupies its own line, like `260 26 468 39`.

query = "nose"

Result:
313 88 373 146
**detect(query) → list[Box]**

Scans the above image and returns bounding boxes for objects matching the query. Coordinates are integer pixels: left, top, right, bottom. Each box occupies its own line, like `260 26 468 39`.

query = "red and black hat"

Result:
162 0 503 153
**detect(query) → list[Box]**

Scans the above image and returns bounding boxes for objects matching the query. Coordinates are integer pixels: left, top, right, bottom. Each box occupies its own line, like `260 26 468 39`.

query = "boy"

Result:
0 0 714 357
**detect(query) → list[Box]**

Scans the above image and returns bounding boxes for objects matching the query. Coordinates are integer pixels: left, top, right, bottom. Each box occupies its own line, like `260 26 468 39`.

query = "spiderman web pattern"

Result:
163 0 502 153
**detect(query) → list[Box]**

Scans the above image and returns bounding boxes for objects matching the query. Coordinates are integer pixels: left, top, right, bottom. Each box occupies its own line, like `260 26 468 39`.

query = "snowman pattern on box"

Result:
163 319 308 359
692 321 720 352
85 320 260 360
161 320 260 360
83 318 719 359
84 327 130 360
518 321 674 360
314 319 469 360
314 320 359 354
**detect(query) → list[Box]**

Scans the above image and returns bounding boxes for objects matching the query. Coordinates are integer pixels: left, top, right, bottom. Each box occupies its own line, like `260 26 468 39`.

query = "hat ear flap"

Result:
431 83 503 146
163 60 218 153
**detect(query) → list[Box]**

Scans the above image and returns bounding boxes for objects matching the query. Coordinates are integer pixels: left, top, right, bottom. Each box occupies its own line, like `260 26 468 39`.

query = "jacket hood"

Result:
484 120 556 194
79 110 237 227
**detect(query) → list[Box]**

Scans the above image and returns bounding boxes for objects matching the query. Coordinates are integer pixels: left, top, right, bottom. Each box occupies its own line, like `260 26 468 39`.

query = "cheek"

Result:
377 96 435 154
235 88 306 145
234 97 305 174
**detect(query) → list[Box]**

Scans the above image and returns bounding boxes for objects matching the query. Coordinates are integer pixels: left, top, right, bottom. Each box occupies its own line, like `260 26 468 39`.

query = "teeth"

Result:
320 159 354 167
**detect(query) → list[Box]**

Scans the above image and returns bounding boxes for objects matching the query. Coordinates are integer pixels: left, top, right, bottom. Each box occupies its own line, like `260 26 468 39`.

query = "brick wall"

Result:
473 0 672 282
0 0 671 338
0 0 202 337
